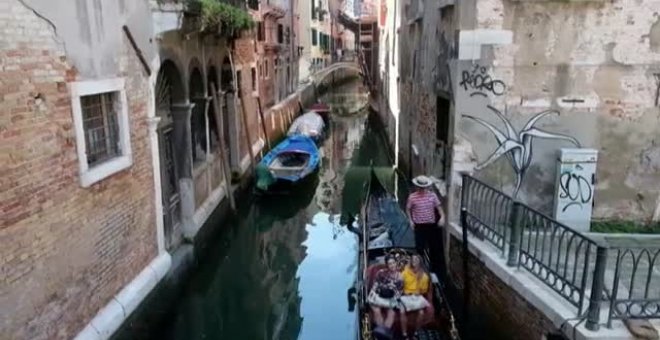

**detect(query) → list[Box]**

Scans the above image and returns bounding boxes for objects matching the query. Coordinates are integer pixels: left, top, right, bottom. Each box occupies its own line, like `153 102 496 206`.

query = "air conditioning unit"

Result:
552 148 598 232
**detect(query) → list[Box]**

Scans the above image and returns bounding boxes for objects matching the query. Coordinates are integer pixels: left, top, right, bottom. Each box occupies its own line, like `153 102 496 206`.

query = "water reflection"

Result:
139 92 389 340
297 212 358 340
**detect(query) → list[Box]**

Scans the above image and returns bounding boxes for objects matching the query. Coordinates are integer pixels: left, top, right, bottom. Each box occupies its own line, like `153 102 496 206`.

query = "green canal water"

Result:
115 88 397 339
113 80 508 340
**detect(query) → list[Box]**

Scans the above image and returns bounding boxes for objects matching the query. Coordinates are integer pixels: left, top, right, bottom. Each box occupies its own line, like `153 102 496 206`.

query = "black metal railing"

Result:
516 204 599 314
607 245 660 326
461 176 514 256
459 174 660 331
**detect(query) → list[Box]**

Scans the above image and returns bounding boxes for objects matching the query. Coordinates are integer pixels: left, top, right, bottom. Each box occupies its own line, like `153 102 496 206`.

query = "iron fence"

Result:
516 204 599 313
461 175 514 255
607 245 660 326
459 174 660 331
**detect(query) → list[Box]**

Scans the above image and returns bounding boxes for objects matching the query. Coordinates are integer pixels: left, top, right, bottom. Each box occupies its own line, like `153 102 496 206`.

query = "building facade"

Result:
376 0 660 226
298 0 336 81
1 1 165 338
1 0 305 338
252 0 298 107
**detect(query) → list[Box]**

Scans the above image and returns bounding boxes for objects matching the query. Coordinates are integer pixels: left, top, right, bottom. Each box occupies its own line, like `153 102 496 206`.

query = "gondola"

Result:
347 167 459 340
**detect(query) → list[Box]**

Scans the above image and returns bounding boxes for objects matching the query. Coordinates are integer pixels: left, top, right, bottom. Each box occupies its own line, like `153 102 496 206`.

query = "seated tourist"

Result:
367 255 404 334
399 254 431 338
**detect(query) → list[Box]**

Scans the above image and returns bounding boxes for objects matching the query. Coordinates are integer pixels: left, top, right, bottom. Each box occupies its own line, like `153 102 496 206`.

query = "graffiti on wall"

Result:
460 64 506 97
461 63 582 197
558 170 593 212
464 106 581 197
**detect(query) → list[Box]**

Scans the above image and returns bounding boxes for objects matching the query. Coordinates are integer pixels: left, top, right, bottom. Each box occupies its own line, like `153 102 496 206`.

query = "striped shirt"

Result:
406 191 440 224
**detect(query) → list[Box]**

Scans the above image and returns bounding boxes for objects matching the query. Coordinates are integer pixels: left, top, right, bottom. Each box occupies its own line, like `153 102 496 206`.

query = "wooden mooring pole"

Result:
229 51 255 173
256 97 271 150
209 83 235 211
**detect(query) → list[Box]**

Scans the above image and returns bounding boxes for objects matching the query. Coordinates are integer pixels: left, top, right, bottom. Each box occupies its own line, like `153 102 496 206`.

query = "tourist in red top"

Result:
406 175 444 256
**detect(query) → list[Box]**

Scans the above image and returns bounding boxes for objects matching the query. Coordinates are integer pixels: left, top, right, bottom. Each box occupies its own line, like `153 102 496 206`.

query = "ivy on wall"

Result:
189 0 254 35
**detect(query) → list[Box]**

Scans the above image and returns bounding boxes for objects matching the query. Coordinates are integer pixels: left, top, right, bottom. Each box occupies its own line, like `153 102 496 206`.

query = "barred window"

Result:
70 78 132 187
81 93 120 166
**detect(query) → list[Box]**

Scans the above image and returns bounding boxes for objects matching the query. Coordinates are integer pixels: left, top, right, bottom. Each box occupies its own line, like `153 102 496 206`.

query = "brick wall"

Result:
0 3 157 338
448 235 556 340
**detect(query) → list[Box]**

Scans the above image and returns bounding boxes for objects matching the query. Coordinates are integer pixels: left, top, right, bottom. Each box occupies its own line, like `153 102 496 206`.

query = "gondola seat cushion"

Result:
366 264 435 327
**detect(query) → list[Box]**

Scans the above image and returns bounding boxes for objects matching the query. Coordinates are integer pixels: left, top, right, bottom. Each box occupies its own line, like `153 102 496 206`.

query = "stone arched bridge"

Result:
311 62 362 85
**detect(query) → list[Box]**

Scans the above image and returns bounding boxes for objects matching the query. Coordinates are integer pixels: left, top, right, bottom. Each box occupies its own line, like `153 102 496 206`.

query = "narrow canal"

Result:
115 79 397 340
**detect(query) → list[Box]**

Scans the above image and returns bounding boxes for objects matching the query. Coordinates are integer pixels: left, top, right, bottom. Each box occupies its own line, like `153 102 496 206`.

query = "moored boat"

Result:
255 135 320 192
348 167 459 340
287 110 326 143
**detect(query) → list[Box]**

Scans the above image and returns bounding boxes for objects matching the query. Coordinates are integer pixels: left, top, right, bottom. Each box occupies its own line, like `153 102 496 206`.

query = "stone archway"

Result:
155 60 185 250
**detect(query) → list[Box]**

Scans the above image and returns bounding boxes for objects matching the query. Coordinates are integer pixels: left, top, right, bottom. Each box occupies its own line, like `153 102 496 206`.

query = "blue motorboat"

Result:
256 135 320 191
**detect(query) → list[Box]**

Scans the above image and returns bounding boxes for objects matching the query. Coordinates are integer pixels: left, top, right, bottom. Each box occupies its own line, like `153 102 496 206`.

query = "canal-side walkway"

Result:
456 175 660 340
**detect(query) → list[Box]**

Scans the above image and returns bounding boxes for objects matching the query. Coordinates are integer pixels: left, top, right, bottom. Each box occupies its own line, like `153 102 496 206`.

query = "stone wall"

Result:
455 0 660 222
0 2 157 338
448 234 557 340
388 0 660 223
262 82 316 143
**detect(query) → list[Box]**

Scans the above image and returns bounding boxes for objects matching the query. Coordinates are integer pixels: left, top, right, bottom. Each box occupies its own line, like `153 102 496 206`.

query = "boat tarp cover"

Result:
372 194 416 249
340 166 395 225
287 111 325 137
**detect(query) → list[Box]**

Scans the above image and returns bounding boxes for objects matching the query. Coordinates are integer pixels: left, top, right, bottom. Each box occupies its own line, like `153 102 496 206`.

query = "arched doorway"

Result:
155 60 185 250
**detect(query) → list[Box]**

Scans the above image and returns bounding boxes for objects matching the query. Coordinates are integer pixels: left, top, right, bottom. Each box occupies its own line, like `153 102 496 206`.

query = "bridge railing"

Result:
606 245 660 327
459 174 660 331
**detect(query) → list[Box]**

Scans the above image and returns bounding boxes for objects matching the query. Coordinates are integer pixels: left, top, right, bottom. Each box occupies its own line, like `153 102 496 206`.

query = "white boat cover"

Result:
287 111 325 138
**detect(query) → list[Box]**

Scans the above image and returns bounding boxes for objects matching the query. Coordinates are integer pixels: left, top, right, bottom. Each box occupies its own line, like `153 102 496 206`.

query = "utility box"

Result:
553 148 598 232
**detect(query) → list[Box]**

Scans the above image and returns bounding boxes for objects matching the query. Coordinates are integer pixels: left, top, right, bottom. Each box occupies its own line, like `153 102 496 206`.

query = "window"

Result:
251 67 257 91
236 70 242 95
285 27 290 44
277 24 284 44
311 0 317 19
257 22 265 41
265 60 269 78
70 78 131 187
312 28 318 46
436 96 450 143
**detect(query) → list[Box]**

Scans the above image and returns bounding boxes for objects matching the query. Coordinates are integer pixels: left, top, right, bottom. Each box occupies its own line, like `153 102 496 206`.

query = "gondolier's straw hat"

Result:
412 175 433 188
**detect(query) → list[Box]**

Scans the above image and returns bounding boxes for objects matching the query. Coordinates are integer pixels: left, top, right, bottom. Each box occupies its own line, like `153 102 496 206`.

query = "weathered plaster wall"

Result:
1 2 157 338
22 0 156 79
395 1 457 179
454 0 660 221
375 0 401 162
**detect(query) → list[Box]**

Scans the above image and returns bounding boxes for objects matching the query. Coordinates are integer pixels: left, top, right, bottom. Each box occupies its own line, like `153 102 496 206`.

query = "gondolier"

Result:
406 175 444 256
